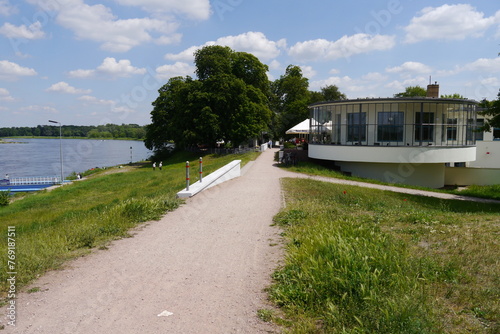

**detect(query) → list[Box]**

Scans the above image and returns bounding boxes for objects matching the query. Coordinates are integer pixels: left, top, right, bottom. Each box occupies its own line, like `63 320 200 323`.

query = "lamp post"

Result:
49 120 64 184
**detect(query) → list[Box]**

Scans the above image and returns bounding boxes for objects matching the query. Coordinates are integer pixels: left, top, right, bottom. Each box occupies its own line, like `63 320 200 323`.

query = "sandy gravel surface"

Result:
2 148 498 333
1 149 289 333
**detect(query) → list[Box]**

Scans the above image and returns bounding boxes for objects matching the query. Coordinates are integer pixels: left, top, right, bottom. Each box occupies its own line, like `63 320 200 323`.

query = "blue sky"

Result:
1 0 499 127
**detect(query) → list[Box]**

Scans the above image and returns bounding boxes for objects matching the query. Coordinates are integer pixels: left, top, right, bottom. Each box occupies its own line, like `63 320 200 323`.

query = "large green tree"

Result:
271 65 310 137
145 46 271 151
479 89 500 132
394 85 427 98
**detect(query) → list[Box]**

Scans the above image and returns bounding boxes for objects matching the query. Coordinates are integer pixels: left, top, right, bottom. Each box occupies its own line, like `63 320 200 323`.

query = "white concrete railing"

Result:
177 160 241 198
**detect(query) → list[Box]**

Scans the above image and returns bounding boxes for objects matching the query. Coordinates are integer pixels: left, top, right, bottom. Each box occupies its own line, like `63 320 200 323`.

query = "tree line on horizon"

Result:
0 123 146 140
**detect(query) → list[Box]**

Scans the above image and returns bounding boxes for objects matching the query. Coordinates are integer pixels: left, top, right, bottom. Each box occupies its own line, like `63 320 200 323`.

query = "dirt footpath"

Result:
1 148 289 333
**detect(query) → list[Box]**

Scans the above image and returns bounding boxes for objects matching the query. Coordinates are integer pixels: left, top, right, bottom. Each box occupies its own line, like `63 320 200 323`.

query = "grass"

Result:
283 160 500 198
0 150 259 298
453 184 500 200
270 178 500 333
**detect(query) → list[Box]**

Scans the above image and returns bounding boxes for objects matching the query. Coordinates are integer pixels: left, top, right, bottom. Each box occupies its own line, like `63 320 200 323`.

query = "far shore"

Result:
1 136 145 141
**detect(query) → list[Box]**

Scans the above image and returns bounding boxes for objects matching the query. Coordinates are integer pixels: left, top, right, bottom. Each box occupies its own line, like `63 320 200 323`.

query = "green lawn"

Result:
266 178 499 333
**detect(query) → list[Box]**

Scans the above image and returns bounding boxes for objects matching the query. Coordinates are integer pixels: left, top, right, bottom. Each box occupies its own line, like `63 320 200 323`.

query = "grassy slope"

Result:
0 151 259 298
268 178 499 333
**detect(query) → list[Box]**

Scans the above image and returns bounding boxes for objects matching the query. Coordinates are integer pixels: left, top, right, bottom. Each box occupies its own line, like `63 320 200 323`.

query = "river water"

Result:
0 138 152 179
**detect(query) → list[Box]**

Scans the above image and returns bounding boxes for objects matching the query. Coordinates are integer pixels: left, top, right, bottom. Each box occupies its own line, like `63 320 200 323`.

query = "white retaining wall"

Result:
177 160 241 198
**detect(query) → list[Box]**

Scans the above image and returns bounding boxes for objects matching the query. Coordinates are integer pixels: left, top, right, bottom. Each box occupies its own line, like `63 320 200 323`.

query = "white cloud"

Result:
0 60 37 79
461 57 500 73
68 69 94 78
289 34 395 62
362 72 388 82
0 0 17 16
0 21 45 39
311 76 354 91
165 32 284 62
479 77 500 90
156 62 195 80
268 60 281 71
386 61 432 75
27 0 180 52
215 32 283 61
112 0 211 20
69 57 146 79
385 77 428 91
78 95 115 105
299 65 316 79
21 105 58 113
46 82 91 94
404 4 497 43
0 87 14 101
96 57 147 76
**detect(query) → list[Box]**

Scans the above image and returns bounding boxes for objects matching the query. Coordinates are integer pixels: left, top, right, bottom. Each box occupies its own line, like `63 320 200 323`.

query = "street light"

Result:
49 120 64 184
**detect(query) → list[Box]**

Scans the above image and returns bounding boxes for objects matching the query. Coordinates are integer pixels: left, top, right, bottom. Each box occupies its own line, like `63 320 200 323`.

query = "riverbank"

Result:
0 151 260 298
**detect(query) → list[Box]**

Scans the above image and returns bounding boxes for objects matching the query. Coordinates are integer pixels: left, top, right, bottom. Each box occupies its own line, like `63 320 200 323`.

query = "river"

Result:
0 138 152 179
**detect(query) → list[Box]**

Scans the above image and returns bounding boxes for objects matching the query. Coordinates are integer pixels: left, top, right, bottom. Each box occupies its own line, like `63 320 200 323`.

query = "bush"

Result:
0 190 10 206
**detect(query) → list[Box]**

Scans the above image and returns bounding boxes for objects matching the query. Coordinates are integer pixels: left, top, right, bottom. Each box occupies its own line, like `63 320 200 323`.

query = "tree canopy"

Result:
270 65 310 138
0 124 145 139
479 89 500 132
145 46 272 151
394 86 427 98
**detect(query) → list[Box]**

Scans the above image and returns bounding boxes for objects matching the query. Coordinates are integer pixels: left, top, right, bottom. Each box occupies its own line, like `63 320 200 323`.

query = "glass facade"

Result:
310 98 477 147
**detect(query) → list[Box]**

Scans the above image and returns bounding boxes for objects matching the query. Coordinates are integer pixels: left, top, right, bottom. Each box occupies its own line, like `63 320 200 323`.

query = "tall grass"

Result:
269 178 500 333
0 151 259 297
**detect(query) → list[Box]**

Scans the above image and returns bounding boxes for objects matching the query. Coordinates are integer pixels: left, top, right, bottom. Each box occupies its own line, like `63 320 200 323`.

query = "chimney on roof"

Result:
427 81 439 98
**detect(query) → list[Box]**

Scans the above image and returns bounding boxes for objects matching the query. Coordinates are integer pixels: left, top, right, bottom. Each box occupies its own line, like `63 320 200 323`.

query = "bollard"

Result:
185 161 190 191
199 157 203 183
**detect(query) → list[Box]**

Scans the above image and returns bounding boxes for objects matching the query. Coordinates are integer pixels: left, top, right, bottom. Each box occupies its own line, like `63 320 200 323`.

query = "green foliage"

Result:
270 179 500 333
479 89 500 132
0 191 10 206
271 65 311 137
454 184 500 200
320 84 347 101
441 93 465 99
146 45 271 151
394 85 427 98
0 123 146 139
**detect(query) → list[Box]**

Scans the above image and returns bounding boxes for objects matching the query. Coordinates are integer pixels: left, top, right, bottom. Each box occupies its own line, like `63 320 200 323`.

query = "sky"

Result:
0 0 500 127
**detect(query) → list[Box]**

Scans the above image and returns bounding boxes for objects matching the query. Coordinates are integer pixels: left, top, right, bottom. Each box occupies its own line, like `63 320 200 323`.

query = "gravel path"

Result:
2 148 498 333
2 148 292 333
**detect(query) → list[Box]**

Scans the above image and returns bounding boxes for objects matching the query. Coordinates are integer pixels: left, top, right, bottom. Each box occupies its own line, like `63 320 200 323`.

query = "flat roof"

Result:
309 97 479 107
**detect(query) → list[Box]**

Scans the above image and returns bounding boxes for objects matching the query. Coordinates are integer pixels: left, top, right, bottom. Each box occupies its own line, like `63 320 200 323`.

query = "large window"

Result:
377 111 404 142
347 112 366 142
475 119 484 141
415 112 434 142
446 118 458 141
494 128 500 140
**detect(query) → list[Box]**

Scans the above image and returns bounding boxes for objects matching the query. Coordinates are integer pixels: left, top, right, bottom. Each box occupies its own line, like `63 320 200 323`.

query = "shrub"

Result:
0 190 10 206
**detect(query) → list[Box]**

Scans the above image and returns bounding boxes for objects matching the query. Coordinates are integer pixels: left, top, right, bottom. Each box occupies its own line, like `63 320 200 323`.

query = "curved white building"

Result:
308 96 478 188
